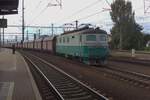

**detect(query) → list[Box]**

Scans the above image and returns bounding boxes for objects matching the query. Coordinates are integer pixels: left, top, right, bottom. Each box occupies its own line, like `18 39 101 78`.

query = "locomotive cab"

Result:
80 31 109 65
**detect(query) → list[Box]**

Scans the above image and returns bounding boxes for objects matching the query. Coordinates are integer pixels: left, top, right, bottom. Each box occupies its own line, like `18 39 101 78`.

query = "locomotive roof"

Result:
61 26 107 35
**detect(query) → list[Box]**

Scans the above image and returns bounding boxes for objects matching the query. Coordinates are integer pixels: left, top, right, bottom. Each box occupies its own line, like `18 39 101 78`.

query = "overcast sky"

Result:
3 0 150 40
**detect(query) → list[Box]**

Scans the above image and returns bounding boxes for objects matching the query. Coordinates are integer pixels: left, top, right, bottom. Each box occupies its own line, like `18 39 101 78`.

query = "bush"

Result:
144 47 150 51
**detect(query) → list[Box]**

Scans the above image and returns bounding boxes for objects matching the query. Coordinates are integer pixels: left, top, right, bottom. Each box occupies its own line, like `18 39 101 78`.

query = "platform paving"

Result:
0 48 42 100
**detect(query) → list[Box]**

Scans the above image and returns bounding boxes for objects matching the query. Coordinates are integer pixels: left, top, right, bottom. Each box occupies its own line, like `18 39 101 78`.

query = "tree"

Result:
110 0 143 50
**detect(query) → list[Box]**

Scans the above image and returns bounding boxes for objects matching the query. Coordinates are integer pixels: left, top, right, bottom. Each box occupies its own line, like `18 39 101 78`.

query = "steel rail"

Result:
23 51 109 100
106 66 150 80
24 55 64 100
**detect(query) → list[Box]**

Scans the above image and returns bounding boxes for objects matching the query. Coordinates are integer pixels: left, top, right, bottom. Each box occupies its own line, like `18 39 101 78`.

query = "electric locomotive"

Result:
56 26 109 65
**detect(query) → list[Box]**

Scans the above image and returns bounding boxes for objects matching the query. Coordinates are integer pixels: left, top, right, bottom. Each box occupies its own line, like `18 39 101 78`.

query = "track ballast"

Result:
22 51 108 100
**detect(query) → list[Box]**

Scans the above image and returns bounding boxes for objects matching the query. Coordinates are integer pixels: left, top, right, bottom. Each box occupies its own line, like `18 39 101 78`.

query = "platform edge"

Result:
18 52 42 100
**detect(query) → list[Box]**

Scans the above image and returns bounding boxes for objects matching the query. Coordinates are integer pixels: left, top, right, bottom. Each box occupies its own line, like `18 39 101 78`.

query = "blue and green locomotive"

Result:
56 26 109 65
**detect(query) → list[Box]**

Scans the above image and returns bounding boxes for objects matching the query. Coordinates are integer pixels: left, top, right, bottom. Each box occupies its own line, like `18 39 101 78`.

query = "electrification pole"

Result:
38 29 41 38
51 24 54 36
22 0 25 42
75 20 78 29
2 16 4 46
0 28 1 48
60 0 62 8
26 30 28 40
144 0 146 14
119 26 122 50
15 36 18 41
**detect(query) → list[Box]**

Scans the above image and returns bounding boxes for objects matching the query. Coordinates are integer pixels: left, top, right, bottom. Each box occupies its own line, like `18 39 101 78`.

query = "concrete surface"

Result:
0 48 42 100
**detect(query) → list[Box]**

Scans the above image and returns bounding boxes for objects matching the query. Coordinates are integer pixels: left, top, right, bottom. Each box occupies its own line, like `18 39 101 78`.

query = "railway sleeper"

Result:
63 91 88 97
60 89 83 94
107 67 150 80
42 89 52 94
54 82 75 87
108 70 150 88
45 95 57 100
49 79 71 82
58 86 80 91
24 53 109 100
51 81 74 85
56 84 77 88
65 95 93 100
47 77 69 81
57 86 79 90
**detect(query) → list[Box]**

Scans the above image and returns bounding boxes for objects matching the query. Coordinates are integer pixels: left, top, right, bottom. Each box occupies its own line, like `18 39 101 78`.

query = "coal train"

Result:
6 26 109 65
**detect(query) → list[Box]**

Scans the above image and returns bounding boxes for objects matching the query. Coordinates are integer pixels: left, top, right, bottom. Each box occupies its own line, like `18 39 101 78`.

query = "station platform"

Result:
0 48 42 100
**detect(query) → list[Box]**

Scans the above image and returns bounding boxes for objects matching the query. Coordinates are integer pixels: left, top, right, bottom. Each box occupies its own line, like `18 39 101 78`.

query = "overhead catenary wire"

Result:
57 0 114 26
55 0 61 4
29 0 104 26
69 0 103 16
57 0 103 23
77 10 107 21
28 0 60 26
67 4 149 31
28 4 50 26
25 0 48 26
26 0 42 15
104 0 111 7
10 0 150 37
64 9 108 25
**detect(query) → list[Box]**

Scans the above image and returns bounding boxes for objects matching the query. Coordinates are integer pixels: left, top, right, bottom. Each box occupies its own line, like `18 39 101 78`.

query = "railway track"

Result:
97 65 150 89
109 56 150 66
22 51 108 100
23 50 150 90
25 56 62 100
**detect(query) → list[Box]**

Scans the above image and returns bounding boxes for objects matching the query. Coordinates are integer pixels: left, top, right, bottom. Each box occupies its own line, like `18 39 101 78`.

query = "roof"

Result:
34 38 43 42
43 36 55 41
0 0 19 15
61 26 107 36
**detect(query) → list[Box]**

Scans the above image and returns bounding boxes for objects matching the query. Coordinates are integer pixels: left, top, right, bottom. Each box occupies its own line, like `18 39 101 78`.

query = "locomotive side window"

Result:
86 35 96 41
79 35 82 42
67 37 69 43
63 37 65 43
100 35 106 41
59 38 61 43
